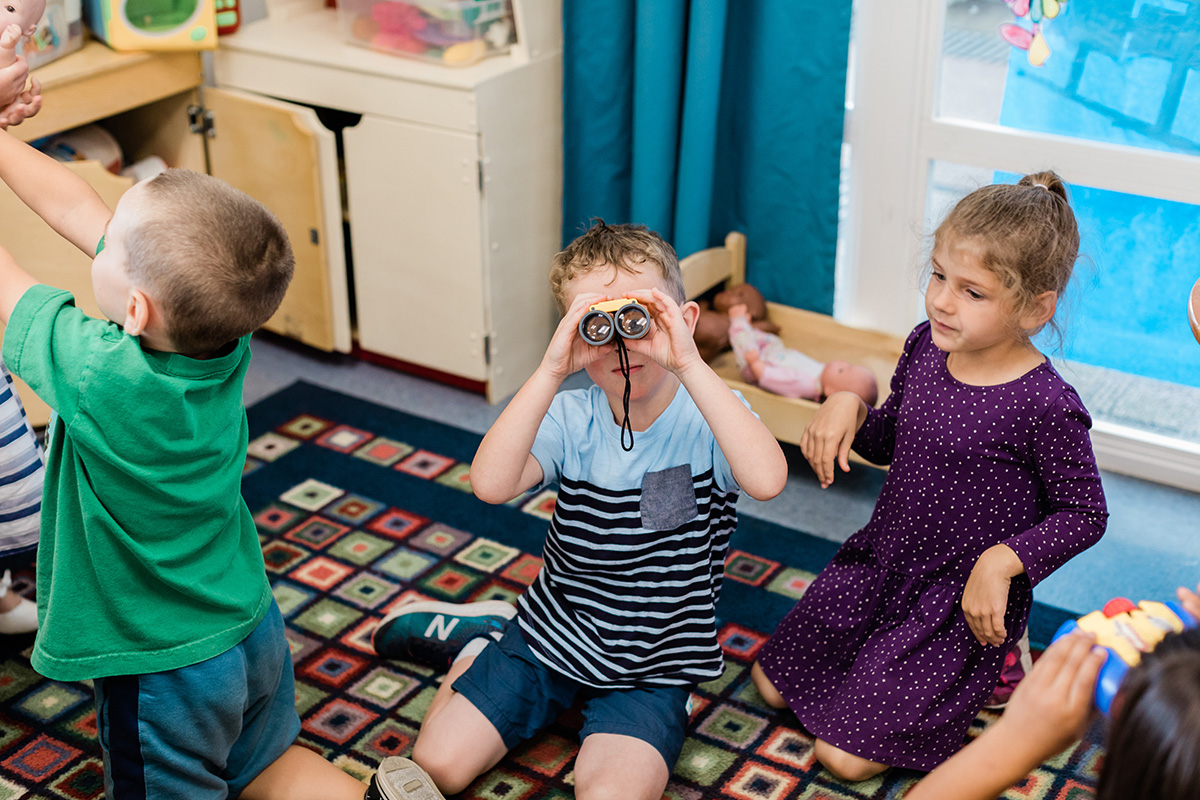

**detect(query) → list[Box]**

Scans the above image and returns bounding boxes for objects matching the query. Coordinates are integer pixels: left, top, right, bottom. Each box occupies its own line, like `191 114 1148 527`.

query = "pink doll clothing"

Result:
728 315 823 400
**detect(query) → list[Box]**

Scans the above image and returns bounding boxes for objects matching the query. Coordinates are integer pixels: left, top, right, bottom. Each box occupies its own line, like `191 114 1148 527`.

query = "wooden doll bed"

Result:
680 232 906 457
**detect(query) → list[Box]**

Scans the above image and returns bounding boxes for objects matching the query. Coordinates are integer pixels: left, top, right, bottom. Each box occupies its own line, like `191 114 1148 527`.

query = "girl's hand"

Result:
1177 581 1200 622
623 288 703 375
962 544 1024 647
540 292 612 381
800 392 866 488
993 632 1105 761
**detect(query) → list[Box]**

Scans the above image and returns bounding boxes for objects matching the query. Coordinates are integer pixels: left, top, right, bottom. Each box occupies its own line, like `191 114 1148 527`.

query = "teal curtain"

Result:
562 1 852 313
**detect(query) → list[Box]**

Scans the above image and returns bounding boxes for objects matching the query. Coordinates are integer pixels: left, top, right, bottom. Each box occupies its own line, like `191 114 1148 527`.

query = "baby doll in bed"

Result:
714 284 878 406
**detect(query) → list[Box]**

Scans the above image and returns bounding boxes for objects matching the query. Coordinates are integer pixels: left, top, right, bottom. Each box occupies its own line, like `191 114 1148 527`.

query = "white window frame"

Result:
841 0 1200 491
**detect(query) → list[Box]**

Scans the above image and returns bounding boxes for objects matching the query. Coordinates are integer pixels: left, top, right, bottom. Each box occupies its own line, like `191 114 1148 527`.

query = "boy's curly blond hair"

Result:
549 220 685 313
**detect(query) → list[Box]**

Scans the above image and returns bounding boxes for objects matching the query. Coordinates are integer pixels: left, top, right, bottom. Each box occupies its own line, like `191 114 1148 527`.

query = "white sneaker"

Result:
0 570 36 635
365 757 445 800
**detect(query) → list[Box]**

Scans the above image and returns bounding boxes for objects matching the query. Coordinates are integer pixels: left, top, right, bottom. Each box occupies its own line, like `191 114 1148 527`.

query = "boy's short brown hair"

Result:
125 169 294 356
549 220 685 313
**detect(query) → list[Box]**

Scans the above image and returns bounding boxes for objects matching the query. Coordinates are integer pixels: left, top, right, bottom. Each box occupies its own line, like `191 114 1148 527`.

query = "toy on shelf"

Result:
1051 597 1197 714
23 0 85 70
215 0 239 35
341 0 515 66
82 0 217 51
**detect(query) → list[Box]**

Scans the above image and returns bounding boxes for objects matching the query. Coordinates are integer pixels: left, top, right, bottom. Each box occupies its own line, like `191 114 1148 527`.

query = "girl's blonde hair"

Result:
933 171 1079 345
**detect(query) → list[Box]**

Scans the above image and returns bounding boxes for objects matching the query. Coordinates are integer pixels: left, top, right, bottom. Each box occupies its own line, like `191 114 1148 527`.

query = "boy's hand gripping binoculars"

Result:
578 299 650 346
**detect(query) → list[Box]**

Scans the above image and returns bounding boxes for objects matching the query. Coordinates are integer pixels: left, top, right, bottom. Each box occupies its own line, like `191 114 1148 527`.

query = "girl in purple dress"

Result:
752 172 1109 781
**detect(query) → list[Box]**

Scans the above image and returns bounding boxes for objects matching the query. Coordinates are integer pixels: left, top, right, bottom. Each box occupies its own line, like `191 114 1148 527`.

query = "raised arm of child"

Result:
629 287 787 501
906 632 1105 800
0 244 37 323
471 290 611 505
0 128 111 256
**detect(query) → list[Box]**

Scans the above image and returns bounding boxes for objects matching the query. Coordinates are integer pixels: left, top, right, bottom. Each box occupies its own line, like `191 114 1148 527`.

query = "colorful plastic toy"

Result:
578 299 650 346
1051 597 1197 713
82 0 216 51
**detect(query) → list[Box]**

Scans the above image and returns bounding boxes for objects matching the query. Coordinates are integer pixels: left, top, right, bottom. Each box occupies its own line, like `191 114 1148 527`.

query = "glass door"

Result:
842 0 1200 490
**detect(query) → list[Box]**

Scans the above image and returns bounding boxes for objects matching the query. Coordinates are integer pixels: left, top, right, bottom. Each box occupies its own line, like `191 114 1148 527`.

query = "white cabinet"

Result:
214 3 563 402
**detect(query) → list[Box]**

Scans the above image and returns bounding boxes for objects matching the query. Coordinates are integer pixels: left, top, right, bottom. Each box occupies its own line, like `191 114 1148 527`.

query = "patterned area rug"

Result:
0 381 1104 799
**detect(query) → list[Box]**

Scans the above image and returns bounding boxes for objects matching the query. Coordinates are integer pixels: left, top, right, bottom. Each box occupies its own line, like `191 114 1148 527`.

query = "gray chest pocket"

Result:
640 465 698 530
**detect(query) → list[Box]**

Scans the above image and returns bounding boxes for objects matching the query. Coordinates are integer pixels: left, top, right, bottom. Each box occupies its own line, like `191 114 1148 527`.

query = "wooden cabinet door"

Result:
203 87 351 353
0 162 133 426
344 114 488 380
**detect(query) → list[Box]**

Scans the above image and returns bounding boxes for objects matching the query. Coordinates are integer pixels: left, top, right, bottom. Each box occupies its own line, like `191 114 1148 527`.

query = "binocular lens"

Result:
579 311 615 345
615 306 649 339
578 302 650 346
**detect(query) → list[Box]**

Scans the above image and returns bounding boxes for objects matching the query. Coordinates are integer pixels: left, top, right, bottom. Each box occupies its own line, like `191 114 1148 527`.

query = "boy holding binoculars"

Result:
373 220 787 799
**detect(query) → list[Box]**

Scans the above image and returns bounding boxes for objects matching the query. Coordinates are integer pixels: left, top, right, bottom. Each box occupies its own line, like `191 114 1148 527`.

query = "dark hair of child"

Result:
1098 625 1200 800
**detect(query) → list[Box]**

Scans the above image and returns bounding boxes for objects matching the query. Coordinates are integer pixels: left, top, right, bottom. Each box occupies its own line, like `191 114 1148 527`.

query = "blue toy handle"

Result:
1050 601 1196 714
1165 600 1198 628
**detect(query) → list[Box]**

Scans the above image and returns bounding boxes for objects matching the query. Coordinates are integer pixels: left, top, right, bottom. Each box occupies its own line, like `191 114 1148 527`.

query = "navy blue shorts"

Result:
452 622 692 769
93 600 300 799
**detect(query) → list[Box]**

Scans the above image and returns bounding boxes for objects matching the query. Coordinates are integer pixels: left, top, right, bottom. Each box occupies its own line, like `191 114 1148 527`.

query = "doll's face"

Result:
713 283 768 320
1 0 45 36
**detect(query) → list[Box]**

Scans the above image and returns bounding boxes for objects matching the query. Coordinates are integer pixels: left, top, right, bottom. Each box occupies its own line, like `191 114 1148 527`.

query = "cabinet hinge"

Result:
188 105 216 138
483 334 491 365
477 160 484 191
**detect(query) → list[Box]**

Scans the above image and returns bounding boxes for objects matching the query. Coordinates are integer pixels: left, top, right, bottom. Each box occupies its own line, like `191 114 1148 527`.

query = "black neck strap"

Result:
615 336 634 451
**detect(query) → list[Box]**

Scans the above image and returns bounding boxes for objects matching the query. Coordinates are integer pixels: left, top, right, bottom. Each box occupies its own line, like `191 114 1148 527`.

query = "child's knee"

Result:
411 738 478 795
814 740 887 783
750 661 788 709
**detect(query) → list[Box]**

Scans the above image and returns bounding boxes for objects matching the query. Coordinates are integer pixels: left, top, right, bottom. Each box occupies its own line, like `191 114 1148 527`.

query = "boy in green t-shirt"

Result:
0 130 440 799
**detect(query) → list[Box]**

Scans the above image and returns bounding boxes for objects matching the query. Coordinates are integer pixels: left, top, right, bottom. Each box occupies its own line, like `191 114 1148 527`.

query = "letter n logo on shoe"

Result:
425 614 459 641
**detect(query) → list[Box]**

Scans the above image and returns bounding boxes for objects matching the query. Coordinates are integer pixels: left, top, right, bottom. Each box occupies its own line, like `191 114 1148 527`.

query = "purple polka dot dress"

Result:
756 322 1108 771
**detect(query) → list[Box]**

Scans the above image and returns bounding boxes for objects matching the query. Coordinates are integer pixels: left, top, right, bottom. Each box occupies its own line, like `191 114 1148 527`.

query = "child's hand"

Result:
539 292 612 381
993 632 1104 761
1177 581 1200 622
623 288 704 375
0 76 40 129
727 303 750 321
800 392 866 488
962 544 1024 647
0 51 28 107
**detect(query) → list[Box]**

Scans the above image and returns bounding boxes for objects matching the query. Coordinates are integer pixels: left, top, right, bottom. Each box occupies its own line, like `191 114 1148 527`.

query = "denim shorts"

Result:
452 621 692 769
93 600 300 799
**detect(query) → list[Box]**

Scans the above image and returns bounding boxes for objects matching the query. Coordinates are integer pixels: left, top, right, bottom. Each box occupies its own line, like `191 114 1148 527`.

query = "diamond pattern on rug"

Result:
0 384 1103 799
353 437 414 467
247 431 301 462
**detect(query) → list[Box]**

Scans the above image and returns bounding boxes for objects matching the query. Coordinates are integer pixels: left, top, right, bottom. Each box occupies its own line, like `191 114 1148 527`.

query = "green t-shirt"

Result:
2 285 271 681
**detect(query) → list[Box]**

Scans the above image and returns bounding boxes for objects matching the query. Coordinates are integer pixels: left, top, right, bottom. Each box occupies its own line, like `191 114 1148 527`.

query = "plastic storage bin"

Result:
340 0 515 66
24 0 83 70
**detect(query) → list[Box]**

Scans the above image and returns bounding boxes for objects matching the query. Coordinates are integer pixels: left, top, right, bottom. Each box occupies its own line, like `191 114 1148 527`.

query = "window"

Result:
841 0 1200 490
